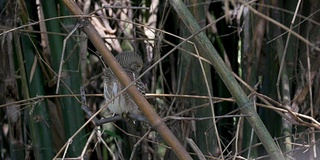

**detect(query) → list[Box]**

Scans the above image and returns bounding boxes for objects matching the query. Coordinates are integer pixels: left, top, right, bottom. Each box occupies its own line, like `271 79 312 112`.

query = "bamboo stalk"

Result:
168 0 285 159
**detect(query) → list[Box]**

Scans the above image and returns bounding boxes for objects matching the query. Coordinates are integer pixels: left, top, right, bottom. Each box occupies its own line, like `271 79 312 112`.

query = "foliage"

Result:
0 0 320 159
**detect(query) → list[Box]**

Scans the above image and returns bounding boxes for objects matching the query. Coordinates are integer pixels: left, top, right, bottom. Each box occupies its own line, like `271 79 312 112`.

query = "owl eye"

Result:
131 63 140 70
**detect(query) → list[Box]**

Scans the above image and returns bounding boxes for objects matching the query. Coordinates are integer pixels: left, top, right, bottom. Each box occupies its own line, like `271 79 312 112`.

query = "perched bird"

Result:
103 51 147 118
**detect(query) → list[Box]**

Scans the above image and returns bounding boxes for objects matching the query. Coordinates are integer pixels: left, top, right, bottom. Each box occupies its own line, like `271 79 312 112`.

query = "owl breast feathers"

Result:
103 51 147 115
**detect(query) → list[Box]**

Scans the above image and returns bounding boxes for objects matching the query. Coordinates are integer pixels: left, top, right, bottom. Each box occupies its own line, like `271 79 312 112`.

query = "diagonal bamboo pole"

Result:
61 0 192 159
168 0 285 159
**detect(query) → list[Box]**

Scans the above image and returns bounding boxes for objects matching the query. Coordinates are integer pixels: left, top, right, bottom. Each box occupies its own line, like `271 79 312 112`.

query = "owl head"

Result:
115 51 143 73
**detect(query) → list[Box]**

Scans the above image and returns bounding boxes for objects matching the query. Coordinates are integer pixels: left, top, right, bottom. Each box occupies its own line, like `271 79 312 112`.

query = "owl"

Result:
103 51 147 117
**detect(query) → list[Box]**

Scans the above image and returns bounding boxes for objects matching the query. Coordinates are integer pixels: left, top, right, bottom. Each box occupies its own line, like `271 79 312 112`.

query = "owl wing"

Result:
134 75 148 95
124 69 147 95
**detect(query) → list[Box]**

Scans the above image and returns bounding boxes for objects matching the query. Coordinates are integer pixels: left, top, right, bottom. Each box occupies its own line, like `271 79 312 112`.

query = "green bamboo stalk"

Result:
168 0 285 159
41 0 85 157
57 2 86 157
20 34 55 159
40 0 63 71
18 1 54 159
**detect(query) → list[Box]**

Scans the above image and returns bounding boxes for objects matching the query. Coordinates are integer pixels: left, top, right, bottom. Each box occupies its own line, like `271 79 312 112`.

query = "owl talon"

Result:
127 112 150 124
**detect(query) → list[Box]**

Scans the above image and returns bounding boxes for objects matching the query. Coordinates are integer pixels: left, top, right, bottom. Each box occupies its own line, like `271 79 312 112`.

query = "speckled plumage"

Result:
103 51 146 115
